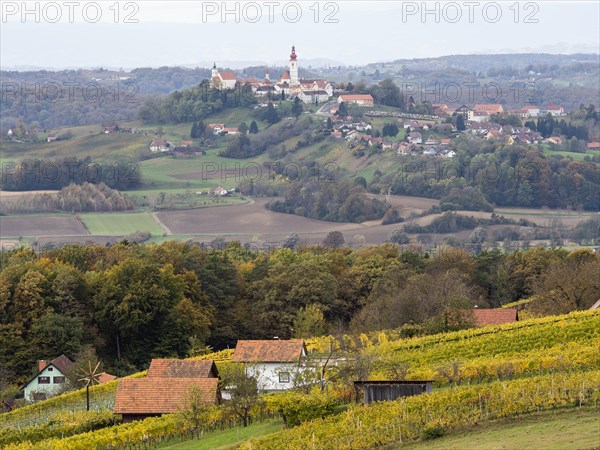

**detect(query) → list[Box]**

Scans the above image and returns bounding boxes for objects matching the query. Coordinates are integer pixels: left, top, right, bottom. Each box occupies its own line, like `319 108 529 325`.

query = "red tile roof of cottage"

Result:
473 308 518 326
146 359 218 379
113 378 218 415
231 340 306 363
98 373 117 384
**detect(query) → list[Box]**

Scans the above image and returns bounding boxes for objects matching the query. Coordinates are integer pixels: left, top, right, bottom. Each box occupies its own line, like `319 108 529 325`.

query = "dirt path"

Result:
152 212 173 235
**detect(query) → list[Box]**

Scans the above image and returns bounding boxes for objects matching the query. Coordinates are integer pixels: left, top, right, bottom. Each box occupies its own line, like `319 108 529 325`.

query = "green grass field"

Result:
398 408 600 450
158 420 284 450
79 212 165 235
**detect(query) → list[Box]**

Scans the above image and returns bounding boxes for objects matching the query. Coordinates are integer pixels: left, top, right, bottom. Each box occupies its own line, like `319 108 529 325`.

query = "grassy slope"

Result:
397 407 600 450
158 421 284 450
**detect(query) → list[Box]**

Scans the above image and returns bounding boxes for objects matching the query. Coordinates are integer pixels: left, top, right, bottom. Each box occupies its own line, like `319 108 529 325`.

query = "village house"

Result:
114 359 220 423
208 124 226 135
587 142 600 150
231 339 308 392
432 103 450 116
473 104 504 115
149 139 172 152
47 134 57 143
338 94 374 107
408 131 422 144
212 186 229 196
468 110 490 123
23 356 115 402
543 104 565 116
23 356 73 402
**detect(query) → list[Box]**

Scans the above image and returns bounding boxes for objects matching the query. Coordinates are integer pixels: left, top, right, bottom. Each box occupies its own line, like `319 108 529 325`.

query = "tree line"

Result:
1 242 598 388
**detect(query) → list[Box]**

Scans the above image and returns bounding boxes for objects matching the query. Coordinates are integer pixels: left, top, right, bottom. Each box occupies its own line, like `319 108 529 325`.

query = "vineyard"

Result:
240 371 600 450
0 311 598 449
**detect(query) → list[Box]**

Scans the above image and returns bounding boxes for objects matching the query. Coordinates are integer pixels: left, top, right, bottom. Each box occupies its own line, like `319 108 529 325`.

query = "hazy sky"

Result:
1 1 599 69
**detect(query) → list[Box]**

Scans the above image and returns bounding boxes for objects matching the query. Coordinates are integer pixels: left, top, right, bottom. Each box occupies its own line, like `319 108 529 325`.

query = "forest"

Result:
377 137 600 210
1 241 597 388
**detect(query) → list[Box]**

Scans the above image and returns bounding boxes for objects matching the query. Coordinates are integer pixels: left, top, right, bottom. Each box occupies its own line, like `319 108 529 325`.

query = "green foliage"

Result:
264 391 338 427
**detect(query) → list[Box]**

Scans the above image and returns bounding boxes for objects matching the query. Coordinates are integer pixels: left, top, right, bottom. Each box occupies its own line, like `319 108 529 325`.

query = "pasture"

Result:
79 212 166 236
0 215 88 238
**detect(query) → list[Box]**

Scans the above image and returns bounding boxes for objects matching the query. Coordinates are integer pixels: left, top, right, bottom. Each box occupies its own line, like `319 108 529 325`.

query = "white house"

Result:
544 104 565 116
149 139 172 152
231 340 308 392
23 355 73 402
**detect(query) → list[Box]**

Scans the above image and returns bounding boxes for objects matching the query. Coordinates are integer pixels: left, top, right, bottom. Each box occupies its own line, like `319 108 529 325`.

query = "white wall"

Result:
246 363 304 392
23 365 67 402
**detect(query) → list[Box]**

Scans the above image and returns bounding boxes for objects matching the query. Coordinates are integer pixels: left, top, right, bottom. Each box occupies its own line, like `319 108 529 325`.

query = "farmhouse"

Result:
23 355 73 402
338 94 374 107
231 339 308 392
149 139 171 152
114 359 220 422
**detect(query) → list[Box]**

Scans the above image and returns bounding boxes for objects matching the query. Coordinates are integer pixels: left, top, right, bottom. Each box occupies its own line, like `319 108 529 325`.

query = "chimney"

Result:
38 360 48 372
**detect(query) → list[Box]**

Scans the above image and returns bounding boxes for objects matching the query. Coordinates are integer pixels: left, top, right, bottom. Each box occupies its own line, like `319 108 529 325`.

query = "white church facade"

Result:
210 46 333 104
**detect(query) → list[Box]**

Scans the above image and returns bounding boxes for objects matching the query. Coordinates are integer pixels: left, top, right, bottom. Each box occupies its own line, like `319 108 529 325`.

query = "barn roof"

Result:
473 308 518 326
113 378 218 415
146 359 218 379
231 340 306 363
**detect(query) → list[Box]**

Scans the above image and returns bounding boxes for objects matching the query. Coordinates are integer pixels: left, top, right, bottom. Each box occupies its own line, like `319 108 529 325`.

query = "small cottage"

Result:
23 355 73 402
113 358 220 422
231 339 307 392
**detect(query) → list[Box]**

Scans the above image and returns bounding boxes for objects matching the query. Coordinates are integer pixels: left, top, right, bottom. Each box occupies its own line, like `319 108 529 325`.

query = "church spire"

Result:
290 45 297 61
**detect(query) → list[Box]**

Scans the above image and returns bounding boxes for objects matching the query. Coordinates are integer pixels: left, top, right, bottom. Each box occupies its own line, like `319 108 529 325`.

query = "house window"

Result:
38 376 50 384
278 372 290 383
47 367 53 371
53 376 65 384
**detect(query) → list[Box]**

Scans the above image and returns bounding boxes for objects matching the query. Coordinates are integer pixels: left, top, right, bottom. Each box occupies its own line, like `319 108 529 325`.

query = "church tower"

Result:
265 67 270 83
289 46 299 85
211 62 219 79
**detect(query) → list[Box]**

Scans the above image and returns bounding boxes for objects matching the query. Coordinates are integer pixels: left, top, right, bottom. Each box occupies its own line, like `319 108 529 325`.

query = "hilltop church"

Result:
210 46 333 104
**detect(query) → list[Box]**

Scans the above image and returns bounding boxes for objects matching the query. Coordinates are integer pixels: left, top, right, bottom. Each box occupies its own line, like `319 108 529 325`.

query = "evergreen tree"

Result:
249 121 259 134
456 115 466 131
292 97 303 118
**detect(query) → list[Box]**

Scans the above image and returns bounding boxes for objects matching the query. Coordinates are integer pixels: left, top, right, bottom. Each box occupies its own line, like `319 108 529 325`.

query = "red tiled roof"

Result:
339 94 374 102
473 308 518 326
147 359 218 379
473 104 504 114
231 340 306 363
114 378 218 415
98 373 117 384
220 71 237 80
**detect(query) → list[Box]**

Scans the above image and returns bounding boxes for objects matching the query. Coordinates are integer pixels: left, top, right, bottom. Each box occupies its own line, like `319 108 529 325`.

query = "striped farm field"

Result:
79 212 166 236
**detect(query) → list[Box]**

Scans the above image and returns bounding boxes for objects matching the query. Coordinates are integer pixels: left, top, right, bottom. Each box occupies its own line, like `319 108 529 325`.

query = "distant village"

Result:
6 46 598 160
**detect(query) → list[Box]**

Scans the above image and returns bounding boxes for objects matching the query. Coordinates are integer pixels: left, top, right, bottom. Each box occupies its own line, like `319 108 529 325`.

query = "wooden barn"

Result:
354 380 433 404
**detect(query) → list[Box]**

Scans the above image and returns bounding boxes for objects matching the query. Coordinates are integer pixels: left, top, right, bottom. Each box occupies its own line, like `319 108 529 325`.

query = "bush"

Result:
423 425 445 440
265 391 339 427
